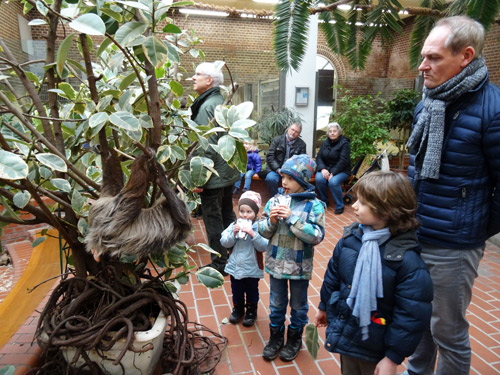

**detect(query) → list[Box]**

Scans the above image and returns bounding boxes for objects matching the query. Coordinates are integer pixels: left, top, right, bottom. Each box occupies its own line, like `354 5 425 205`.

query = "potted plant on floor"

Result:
383 89 421 171
0 0 255 373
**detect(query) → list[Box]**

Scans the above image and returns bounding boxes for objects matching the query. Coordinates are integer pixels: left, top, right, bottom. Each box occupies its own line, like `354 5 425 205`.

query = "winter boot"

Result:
229 304 245 324
242 303 257 327
262 324 284 361
279 325 303 362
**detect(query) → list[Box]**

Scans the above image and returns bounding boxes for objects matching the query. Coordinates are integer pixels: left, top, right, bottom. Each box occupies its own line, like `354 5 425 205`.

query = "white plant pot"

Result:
41 311 167 375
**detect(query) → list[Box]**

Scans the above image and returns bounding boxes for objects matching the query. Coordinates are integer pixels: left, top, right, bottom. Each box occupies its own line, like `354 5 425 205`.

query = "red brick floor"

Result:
2 201 500 374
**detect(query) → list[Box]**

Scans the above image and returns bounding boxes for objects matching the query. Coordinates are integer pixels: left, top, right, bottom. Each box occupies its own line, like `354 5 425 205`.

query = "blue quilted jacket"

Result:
408 75 500 249
318 223 433 364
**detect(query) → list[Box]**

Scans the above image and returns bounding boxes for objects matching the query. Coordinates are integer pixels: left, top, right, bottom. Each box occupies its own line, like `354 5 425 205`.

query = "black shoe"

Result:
334 207 344 215
262 324 284 361
279 326 303 362
242 303 257 327
229 304 245 324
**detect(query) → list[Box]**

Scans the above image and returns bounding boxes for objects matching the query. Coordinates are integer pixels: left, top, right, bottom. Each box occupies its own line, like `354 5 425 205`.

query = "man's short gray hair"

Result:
289 122 302 130
196 62 224 87
327 122 342 133
435 16 485 58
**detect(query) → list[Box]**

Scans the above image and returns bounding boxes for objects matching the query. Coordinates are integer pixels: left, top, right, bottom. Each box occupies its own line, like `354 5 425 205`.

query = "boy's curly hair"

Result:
353 170 418 235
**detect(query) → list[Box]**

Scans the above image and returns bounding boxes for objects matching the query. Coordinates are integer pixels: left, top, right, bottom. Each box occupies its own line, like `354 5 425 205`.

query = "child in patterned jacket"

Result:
258 154 326 362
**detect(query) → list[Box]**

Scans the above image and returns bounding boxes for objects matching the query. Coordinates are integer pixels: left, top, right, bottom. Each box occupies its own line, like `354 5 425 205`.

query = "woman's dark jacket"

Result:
318 222 433 364
316 135 351 176
266 134 306 172
408 75 500 249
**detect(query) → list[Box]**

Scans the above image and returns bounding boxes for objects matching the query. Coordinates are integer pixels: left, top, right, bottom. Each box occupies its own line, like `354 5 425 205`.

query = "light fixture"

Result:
179 8 229 17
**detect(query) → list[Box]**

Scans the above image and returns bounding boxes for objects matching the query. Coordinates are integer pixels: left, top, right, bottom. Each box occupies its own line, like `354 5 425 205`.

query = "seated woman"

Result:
315 122 351 214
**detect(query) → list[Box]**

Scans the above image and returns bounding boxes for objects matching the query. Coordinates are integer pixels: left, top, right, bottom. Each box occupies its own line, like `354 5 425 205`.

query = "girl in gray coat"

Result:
221 191 268 327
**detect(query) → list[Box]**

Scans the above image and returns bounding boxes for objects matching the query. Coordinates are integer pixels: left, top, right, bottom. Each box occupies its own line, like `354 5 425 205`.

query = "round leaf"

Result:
178 169 195 190
69 14 106 36
114 21 148 46
109 111 140 131
236 101 254 119
169 80 184 96
142 35 169 68
35 153 67 172
50 178 72 193
89 112 109 128
190 156 213 187
217 135 236 162
195 267 225 289
0 150 29 180
13 191 31 209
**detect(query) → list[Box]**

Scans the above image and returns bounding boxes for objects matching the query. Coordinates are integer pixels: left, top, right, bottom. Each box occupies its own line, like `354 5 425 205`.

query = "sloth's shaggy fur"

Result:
85 154 192 258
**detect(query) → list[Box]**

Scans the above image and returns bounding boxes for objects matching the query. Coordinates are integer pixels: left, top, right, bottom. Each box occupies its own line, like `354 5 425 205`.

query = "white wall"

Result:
283 14 318 157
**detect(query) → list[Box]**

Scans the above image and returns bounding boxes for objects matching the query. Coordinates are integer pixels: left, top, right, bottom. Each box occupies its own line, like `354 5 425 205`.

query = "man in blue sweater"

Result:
405 16 500 375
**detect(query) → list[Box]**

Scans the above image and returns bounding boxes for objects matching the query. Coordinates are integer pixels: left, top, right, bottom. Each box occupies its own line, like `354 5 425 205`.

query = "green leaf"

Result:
170 1 195 7
231 119 256 129
195 267 225 289
66 59 86 74
13 191 31 209
233 140 248 172
99 7 122 22
71 189 84 214
39 166 52 179
119 72 137 91
32 236 46 248
69 14 106 36
305 323 320 359
78 218 88 237
178 169 195 190
142 35 169 68
163 23 182 33
56 33 75 77
109 111 140 131
50 178 72 193
217 135 236 162
116 1 150 11
89 112 109 128
35 153 67 172
214 106 228 127
58 82 76 100
0 150 29 180
190 156 213 187
114 21 148 46
169 80 184 96
97 38 112 57
166 244 188 266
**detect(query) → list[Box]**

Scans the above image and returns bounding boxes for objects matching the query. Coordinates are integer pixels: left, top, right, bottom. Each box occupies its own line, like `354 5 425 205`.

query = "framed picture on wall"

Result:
295 87 309 106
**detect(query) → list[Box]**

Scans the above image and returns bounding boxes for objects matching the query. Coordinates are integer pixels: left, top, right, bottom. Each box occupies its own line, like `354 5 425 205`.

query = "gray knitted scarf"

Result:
407 58 488 179
347 225 391 340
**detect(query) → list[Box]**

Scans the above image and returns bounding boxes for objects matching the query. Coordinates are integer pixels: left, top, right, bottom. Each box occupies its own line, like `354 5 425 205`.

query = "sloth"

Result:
84 153 192 259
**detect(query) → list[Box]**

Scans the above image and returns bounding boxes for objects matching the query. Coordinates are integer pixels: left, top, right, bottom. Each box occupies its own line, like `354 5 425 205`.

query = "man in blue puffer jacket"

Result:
405 16 500 375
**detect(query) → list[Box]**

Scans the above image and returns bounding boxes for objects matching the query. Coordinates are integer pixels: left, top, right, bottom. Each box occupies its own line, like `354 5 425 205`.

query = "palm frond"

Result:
465 0 500 30
344 8 365 69
318 10 348 54
273 1 311 72
408 0 447 69
362 0 403 49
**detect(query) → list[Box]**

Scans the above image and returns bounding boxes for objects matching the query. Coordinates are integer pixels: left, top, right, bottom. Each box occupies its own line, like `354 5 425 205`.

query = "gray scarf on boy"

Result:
347 225 391 340
407 58 487 179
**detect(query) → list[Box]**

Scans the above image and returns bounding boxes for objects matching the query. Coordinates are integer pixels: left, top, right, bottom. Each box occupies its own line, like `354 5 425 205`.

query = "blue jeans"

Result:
315 171 349 209
405 244 484 375
234 169 255 191
268 275 309 329
265 171 281 198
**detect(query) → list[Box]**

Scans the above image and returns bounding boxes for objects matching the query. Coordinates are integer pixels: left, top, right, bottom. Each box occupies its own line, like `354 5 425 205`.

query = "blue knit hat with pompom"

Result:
281 154 316 187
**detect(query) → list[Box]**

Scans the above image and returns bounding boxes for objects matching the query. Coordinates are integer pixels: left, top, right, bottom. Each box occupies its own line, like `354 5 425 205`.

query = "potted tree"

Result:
0 0 255 373
383 89 421 170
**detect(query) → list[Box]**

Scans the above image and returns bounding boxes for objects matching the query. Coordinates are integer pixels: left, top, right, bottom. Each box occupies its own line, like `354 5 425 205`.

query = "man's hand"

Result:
374 356 397 375
193 187 203 194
